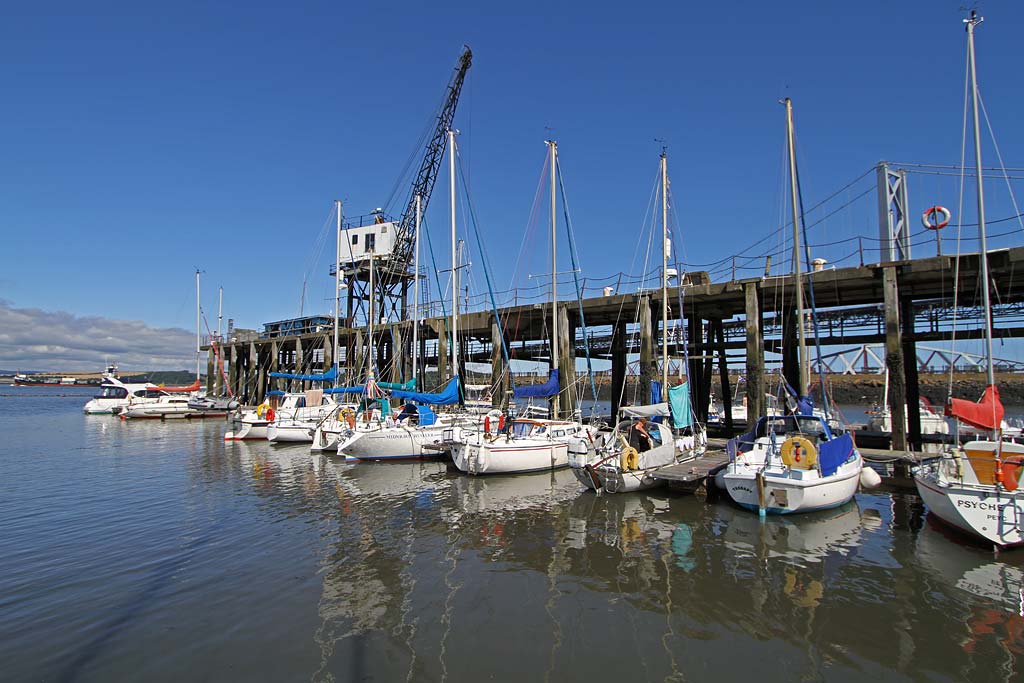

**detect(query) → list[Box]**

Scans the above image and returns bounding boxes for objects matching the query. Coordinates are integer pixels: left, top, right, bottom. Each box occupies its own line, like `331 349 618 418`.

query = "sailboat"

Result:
913 12 1024 549
121 272 228 420
450 140 595 475
570 150 704 493
721 98 864 515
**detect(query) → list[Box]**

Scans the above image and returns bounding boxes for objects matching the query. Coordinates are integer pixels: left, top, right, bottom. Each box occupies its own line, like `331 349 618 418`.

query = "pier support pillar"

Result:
248 342 257 405
491 317 507 408
294 337 304 393
228 345 238 399
322 334 332 383
744 282 766 425
611 321 627 418
558 305 575 418
639 295 655 408
206 349 215 393
686 310 703 421
257 345 267 404
901 294 922 450
436 322 448 382
883 266 908 451
712 319 733 432
269 340 279 393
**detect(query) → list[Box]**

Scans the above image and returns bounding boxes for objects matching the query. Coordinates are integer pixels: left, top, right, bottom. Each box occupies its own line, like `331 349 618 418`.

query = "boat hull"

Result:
452 439 569 475
723 459 862 515
914 474 1024 548
267 423 314 443
339 426 449 460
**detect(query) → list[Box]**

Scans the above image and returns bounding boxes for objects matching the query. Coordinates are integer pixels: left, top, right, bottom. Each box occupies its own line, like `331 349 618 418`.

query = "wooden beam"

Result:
883 266 908 451
744 282 765 424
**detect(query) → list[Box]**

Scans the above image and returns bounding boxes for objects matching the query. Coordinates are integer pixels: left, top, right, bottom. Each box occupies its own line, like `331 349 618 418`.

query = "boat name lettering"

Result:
955 499 1000 511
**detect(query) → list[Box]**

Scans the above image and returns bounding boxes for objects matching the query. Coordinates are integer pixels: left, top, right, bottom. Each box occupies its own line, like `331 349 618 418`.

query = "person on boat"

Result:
397 403 418 424
628 418 653 453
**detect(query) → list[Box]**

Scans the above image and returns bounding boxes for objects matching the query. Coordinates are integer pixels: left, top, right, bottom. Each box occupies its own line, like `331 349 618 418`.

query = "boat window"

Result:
98 386 128 399
553 430 565 438
512 421 533 438
365 233 376 252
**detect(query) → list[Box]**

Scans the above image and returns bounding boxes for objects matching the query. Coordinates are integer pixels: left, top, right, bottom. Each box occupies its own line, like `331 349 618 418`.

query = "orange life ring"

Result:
922 206 951 231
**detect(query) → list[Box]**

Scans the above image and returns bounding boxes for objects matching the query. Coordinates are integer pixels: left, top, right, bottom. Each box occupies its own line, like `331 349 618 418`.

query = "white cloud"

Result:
0 300 196 371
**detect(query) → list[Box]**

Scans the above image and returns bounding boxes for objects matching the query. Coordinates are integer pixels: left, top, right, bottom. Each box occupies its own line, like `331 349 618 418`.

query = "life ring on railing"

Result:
780 436 818 470
617 434 640 471
341 408 356 429
265 408 275 423
922 206 951 231
256 402 269 419
484 416 491 435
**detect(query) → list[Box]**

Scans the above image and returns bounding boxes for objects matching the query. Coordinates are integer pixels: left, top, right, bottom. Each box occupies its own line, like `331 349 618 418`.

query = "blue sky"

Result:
2 1 1022 367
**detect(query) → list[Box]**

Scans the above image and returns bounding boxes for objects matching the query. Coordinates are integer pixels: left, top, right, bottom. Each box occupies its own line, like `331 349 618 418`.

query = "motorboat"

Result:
119 394 221 419
83 375 165 415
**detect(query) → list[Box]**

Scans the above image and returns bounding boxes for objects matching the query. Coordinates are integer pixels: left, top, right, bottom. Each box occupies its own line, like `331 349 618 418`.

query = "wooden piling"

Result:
713 319 733 432
558 305 574 418
611 320 627 418
901 294 922 450
639 295 654 406
491 316 506 408
883 266 908 451
744 282 765 424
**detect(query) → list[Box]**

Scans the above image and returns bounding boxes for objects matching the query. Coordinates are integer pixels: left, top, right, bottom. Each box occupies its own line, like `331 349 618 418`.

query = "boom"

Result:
390 46 473 275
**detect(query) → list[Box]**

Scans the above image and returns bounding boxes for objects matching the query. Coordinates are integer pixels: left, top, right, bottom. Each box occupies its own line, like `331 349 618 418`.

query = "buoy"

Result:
921 205 951 231
860 467 882 488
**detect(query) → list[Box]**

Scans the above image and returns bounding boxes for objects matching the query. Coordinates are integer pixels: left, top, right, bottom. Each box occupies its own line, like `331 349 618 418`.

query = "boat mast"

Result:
369 234 375 379
785 98 810 398
413 194 421 383
661 149 669 402
548 140 559 417
335 200 343 387
217 287 223 340
195 269 201 383
449 129 458 379
966 11 995 390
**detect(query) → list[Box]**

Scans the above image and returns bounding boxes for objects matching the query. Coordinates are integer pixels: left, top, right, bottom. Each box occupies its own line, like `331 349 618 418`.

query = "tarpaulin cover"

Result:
668 383 693 429
417 405 437 426
513 370 559 399
818 433 855 477
946 384 1004 431
783 380 814 416
390 377 461 405
619 403 671 418
651 380 663 405
268 365 338 382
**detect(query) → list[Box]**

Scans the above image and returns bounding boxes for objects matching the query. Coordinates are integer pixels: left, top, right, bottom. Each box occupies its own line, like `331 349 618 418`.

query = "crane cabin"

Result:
340 217 397 266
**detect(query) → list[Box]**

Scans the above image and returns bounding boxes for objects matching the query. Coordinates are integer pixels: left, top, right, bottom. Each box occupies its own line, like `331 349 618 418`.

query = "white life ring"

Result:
921 205 951 231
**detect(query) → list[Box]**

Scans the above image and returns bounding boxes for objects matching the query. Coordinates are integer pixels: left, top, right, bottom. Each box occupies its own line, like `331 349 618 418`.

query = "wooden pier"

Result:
208 246 1024 454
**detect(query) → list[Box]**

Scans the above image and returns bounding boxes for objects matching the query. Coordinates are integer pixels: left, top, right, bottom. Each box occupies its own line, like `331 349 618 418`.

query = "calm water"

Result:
3 388 1024 682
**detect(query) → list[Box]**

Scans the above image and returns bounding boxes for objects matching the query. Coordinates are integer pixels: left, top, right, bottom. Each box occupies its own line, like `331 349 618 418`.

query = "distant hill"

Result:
120 371 204 385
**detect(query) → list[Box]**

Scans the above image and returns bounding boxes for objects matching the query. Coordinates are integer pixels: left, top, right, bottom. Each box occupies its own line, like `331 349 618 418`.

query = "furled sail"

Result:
946 384 1004 431
668 383 693 428
513 370 559 399
268 365 338 382
390 377 460 405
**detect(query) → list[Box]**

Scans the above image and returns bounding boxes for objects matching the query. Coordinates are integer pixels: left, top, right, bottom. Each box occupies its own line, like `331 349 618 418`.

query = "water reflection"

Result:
7 391 1024 682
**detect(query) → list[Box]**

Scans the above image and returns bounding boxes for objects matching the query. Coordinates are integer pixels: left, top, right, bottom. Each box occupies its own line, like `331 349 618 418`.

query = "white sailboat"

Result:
913 12 1024 550
225 390 338 441
570 150 704 493
721 97 864 515
450 139 593 475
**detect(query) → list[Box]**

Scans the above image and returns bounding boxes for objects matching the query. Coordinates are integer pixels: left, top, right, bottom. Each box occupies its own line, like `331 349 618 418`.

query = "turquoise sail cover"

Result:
390 377 460 405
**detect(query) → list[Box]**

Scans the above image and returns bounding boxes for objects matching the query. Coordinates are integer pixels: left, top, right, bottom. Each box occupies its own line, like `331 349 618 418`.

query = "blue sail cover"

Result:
268 365 338 382
513 370 559 399
818 433 855 477
668 383 693 428
783 380 814 416
325 385 370 395
390 377 461 405
651 380 663 405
